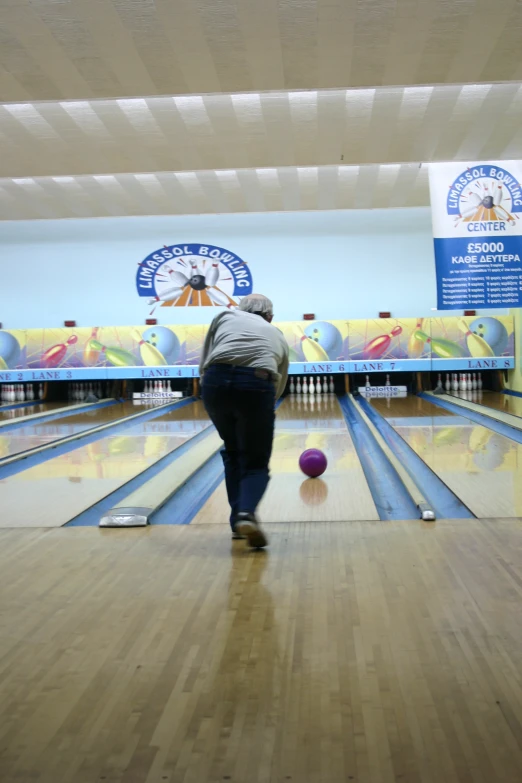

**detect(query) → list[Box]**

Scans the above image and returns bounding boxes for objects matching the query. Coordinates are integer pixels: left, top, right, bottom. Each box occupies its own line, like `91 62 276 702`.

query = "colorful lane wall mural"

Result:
0 316 514 382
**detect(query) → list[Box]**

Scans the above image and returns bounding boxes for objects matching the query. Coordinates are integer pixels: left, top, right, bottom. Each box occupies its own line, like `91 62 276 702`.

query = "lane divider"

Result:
66 424 215 527
96 397 285 528
0 398 117 431
426 391 522 430
0 397 195 480
351 395 435 521
99 431 223 527
338 395 418 521
419 392 522 446
357 395 473 520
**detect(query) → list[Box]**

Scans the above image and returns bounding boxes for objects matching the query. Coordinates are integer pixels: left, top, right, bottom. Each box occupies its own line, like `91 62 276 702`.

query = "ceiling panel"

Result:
1 83 521 179
0 0 521 102
0 163 429 220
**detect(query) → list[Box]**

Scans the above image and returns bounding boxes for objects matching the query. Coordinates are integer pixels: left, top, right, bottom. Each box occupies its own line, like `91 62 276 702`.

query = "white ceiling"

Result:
0 0 521 220
0 163 429 219
1 0 522 101
2 83 522 179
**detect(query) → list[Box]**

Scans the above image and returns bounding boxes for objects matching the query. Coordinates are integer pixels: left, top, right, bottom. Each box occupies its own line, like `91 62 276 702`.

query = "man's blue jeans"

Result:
201 364 275 529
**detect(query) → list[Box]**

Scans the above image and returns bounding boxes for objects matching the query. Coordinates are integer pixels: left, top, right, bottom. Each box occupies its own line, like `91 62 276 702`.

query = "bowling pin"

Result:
452 373 459 392
457 319 494 358
309 376 315 395
477 373 483 390
302 376 308 395
148 285 184 304
408 319 426 358
165 267 190 288
415 330 466 359
329 376 334 394
204 263 220 287
316 377 321 394
365 375 371 389
293 325 329 362
363 325 402 360
461 373 467 392
445 373 450 392
494 186 503 206
323 376 328 394
296 377 301 394
131 329 167 366
89 339 138 367
472 373 477 390
83 327 101 366
42 335 78 368
289 377 295 394
385 374 390 387
207 288 234 308
38 383 44 399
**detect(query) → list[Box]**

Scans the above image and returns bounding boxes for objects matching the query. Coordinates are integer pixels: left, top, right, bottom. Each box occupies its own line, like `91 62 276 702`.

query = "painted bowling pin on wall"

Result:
293 325 329 362
363 325 402 360
131 329 167 366
407 318 426 358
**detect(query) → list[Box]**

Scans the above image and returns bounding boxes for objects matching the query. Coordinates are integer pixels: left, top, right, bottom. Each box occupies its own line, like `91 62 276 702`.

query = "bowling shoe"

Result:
231 526 245 540
235 512 268 549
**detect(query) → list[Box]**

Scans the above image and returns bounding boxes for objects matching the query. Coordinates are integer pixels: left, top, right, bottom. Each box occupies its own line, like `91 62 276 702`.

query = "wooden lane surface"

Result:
1 519 522 782
193 395 379 524
0 401 67 424
0 400 155 460
0 401 210 528
371 395 522 518
477 391 522 418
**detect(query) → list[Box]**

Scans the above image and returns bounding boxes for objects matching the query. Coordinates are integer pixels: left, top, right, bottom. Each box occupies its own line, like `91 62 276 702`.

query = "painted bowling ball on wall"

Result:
0 331 21 369
304 322 343 360
468 317 508 355
142 326 180 364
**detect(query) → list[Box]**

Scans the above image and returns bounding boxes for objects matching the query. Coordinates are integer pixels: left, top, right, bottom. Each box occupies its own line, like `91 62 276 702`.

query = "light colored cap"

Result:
238 293 273 316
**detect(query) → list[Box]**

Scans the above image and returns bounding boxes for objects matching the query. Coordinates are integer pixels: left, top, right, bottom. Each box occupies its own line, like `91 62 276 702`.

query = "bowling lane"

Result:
192 395 379 524
0 401 70 424
0 401 211 528
370 396 522 518
0 400 163 460
473 391 522 419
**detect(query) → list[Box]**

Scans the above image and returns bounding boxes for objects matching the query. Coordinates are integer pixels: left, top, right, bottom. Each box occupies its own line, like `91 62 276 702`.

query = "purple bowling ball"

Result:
299 448 328 478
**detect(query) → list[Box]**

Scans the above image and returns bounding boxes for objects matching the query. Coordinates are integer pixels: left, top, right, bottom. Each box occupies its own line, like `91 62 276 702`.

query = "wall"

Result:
0 208 507 330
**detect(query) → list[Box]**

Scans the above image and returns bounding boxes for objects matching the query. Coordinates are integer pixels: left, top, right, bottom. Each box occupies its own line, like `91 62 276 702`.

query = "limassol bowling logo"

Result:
447 164 522 231
136 243 253 310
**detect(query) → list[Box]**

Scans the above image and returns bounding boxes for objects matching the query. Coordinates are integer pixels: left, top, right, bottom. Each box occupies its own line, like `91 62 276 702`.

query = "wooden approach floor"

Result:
1 520 522 783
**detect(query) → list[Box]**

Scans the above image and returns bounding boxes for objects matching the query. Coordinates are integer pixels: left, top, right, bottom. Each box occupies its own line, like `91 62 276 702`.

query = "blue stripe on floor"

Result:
66 424 215 527
0 397 194 480
338 395 418 521
356 395 474 519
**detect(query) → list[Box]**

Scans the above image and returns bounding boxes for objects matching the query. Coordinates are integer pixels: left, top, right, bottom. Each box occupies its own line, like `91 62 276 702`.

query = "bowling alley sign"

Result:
429 160 522 309
136 243 253 309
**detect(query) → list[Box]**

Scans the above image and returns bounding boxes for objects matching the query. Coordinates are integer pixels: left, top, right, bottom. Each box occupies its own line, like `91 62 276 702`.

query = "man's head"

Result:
238 294 274 323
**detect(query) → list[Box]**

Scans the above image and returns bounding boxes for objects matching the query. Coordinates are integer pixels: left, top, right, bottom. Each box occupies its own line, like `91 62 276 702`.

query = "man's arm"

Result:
275 339 290 400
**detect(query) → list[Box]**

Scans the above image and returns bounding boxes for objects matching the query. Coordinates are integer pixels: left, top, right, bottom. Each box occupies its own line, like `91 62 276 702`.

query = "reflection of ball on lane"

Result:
299 478 328 506
142 326 180 364
299 448 327 478
469 317 508 355
304 321 343 359
0 331 21 368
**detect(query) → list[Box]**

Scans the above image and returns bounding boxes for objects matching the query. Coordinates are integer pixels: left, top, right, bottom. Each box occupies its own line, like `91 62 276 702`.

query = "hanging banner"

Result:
429 161 522 309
